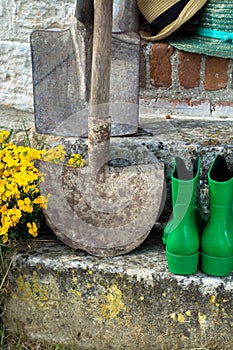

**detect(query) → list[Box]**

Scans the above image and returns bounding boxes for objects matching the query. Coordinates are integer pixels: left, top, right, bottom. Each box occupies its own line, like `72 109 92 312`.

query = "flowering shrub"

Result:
0 129 86 244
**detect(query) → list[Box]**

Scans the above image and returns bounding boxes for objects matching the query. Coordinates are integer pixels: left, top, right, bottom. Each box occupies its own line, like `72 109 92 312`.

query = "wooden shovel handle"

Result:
90 0 113 107
88 0 113 166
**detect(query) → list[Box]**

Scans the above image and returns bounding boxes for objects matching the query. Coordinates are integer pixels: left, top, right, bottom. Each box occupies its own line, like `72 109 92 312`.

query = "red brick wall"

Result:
140 42 233 117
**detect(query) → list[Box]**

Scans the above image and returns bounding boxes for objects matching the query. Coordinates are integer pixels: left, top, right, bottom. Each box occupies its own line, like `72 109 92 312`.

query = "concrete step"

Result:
4 232 233 349
3 113 233 349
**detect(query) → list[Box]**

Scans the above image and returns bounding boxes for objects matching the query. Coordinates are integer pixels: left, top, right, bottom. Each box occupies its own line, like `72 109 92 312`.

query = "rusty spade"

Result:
39 0 165 257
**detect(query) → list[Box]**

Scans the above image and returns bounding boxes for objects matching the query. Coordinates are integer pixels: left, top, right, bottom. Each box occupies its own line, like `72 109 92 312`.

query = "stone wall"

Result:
0 0 78 112
0 0 138 119
1 0 233 122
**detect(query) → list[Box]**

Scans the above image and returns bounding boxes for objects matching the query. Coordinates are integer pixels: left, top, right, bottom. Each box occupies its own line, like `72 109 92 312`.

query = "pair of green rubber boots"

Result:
163 155 233 277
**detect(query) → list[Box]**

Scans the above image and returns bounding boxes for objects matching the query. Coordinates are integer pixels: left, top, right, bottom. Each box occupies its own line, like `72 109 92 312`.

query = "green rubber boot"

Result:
164 157 201 275
201 155 233 277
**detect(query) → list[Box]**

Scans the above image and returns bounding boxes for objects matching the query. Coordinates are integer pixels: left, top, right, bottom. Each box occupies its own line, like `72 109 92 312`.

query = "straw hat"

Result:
137 0 208 41
167 0 233 58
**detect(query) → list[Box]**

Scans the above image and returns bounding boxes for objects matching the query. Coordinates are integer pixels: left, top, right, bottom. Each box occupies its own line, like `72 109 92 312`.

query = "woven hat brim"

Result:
139 0 208 41
167 33 233 59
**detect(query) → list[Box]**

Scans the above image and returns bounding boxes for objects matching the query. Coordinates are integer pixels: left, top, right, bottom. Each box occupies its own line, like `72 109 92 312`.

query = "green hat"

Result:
167 0 233 58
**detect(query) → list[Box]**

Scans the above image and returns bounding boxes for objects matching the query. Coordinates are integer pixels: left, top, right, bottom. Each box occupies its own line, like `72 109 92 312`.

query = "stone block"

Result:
4 235 233 349
0 105 34 129
0 0 77 42
212 101 233 118
0 41 33 110
141 98 211 117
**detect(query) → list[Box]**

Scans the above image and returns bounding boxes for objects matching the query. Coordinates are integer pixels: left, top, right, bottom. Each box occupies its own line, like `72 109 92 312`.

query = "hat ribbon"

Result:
197 27 233 43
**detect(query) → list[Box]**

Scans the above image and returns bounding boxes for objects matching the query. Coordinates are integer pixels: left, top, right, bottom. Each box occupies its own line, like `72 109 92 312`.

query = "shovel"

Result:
30 0 140 137
39 0 165 257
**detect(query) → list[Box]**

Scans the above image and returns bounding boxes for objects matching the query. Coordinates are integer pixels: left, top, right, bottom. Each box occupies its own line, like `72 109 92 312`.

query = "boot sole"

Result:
201 251 233 277
166 250 199 275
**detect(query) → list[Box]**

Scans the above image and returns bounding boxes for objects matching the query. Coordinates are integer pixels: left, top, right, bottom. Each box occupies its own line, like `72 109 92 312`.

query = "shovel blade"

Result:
30 25 90 136
31 28 140 137
39 161 165 257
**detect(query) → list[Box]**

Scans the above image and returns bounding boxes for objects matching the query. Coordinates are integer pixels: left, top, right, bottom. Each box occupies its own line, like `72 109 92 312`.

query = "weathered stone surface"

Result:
140 98 211 117
0 0 137 39
212 101 233 118
109 32 140 136
0 0 77 43
0 41 33 111
0 105 34 129
4 233 233 349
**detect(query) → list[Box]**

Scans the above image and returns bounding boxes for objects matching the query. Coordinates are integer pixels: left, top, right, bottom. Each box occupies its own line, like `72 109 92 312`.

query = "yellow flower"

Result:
27 222 38 237
1 208 21 231
1 234 8 244
68 157 74 166
0 205 7 214
0 130 10 144
0 223 10 236
17 198 33 213
10 208 22 224
33 195 50 210
68 154 86 168
0 135 49 244
42 145 66 164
